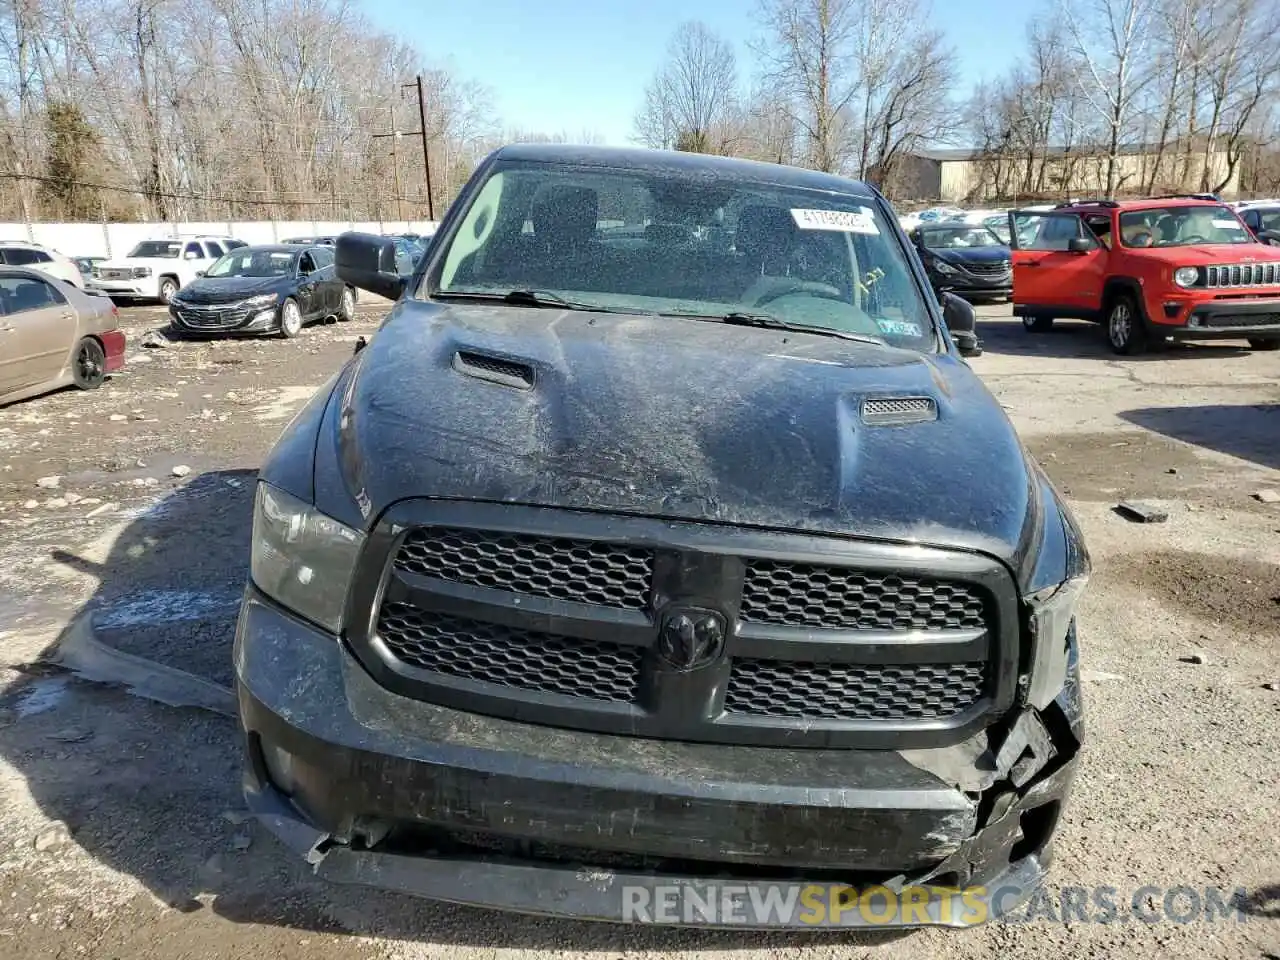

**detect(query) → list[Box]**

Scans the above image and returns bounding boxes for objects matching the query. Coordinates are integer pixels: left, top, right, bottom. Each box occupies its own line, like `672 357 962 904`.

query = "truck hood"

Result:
318 302 1039 563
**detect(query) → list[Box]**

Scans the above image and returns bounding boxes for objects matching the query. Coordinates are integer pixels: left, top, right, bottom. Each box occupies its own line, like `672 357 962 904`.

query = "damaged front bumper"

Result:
235 589 1083 928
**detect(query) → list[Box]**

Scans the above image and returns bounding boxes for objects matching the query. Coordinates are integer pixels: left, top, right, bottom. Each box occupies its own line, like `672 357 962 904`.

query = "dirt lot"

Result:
0 302 1277 960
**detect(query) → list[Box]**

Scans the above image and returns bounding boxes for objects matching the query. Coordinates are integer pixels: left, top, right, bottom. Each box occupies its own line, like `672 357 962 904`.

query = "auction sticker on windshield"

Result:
791 208 880 234
876 319 922 337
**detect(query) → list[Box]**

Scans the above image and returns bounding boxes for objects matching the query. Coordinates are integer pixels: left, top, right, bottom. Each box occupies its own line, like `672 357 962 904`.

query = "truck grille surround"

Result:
349 503 1020 749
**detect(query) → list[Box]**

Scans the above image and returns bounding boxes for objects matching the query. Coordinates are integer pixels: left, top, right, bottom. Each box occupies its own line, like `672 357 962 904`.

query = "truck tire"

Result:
158 276 180 303
1106 294 1148 355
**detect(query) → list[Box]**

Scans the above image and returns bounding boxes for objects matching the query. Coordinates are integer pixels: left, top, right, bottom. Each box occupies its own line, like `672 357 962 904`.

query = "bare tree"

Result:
863 26 958 192
1061 0 1157 197
753 0 861 172
0 0 498 222
633 21 738 154
1198 0 1280 193
751 0 957 185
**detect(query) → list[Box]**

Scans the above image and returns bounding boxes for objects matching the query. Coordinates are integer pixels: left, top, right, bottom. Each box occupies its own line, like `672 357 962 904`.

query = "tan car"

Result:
0 266 127 406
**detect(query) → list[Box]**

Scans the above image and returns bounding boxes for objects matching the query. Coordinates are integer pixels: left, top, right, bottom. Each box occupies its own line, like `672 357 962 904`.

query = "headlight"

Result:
132 266 151 278
250 482 365 634
244 293 278 308
1024 573 1089 709
1173 266 1200 287
933 260 958 275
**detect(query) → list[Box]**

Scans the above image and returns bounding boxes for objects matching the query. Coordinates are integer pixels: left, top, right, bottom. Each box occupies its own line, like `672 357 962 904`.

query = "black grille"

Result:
394 527 654 609
741 559 986 631
377 602 641 703
1202 312 1280 329
964 260 1011 277
174 303 255 329
364 510 1010 746
725 659 986 720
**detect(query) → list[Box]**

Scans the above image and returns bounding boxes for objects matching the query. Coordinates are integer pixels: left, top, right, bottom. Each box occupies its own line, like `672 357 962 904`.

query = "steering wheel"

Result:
753 280 846 307
1181 234 1208 244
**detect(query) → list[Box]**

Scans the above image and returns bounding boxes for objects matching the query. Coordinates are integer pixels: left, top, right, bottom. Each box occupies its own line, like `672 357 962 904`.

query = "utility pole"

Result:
409 75 434 221
373 76 435 222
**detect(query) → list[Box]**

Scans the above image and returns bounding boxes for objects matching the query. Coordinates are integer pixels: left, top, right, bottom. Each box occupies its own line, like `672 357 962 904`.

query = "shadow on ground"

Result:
1119 403 1280 471
975 317 1255 361
0 468 911 950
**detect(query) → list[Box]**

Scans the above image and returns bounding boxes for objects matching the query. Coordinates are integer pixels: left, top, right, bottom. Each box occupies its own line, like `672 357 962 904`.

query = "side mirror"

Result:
940 291 983 357
1067 237 1094 254
195 270 205 278
335 232 406 301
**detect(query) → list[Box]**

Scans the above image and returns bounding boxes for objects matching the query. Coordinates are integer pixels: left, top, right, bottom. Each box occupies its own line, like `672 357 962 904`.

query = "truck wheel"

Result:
1022 315 1054 333
1106 295 1147 355
158 276 179 303
1248 338 1280 351
278 298 303 338
71 337 106 389
338 286 356 322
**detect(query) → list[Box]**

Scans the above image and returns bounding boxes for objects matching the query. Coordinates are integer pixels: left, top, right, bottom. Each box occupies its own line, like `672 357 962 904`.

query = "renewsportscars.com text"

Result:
620 884 1250 927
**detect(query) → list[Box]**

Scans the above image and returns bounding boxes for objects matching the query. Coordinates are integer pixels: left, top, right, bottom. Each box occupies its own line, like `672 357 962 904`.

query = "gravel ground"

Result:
0 302 1277 959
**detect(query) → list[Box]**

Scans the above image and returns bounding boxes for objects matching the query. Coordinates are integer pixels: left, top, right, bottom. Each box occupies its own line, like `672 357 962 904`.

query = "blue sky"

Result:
360 0 1047 146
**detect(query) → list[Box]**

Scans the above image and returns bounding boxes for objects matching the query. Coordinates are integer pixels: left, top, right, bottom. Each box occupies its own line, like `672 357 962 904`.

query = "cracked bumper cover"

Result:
235 590 1083 927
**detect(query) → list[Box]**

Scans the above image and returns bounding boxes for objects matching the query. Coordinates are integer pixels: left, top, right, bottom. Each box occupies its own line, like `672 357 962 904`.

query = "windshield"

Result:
984 217 1011 243
1255 210 1280 233
428 161 937 351
1118 205 1253 247
128 241 181 258
920 226 1003 249
204 249 296 278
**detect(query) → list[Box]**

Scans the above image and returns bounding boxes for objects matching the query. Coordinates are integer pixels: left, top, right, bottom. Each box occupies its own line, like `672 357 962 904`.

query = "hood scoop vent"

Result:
452 350 535 390
860 396 937 426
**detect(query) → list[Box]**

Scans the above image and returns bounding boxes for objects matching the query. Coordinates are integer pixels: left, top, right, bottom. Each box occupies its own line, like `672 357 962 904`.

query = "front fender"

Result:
258 365 349 504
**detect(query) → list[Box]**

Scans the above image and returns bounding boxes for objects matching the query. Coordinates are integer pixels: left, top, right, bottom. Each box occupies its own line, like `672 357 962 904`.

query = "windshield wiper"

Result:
668 311 887 345
435 289 607 311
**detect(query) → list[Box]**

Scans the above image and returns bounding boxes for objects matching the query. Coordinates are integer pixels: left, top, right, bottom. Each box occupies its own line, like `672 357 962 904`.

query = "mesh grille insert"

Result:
454 351 535 387
394 527 654 609
725 659 986 721
861 396 937 424
741 559 986 630
377 602 642 703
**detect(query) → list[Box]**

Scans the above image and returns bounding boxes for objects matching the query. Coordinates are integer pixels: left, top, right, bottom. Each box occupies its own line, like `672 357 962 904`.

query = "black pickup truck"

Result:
234 144 1088 929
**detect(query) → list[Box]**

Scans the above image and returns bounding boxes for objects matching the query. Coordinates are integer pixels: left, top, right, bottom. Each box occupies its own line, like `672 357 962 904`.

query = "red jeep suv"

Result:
1009 196 1280 354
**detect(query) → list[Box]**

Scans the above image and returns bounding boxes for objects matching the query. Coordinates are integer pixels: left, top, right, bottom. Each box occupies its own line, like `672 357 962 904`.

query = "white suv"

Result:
91 235 246 303
0 242 85 288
